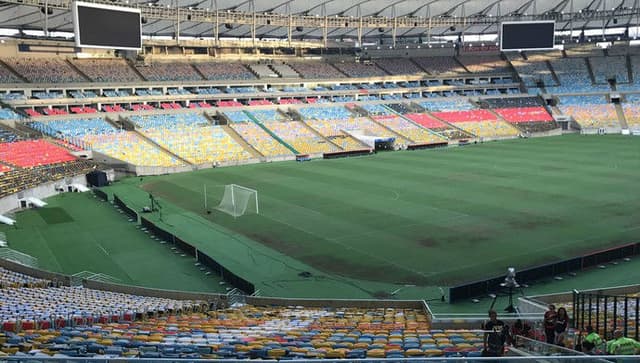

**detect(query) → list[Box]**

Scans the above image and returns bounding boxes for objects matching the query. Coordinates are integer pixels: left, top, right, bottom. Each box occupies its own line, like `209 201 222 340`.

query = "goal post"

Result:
215 184 259 217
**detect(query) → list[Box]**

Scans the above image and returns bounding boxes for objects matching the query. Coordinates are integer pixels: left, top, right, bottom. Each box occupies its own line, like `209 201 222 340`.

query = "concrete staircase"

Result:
614 103 630 129
269 63 300 78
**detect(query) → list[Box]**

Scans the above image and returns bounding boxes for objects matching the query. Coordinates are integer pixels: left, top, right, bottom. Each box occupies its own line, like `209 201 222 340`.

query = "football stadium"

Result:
0 0 639 360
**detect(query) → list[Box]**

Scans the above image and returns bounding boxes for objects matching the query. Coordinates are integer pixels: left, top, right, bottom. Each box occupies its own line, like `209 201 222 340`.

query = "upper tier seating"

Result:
3 58 86 83
83 131 184 167
457 55 511 74
0 63 23 83
29 118 117 139
279 98 303 105
288 62 345 79
559 95 608 105
506 52 558 87
298 106 353 121
361 104 392 116
224 111 252 123
271 63 300 78
248 64 279 79
71 59 142 82
372 116 445 144
230 122 293 157
331 62 388 78
548 58 610 93
412 57 467 75
0 140 77 167
483 97 542 109
130 113 210 130
193 62 256 81
135 63 202 82
247 109 285 122
374 58 424 75
589 56 629 84
142 126 252 165
265 121 339 154
0 107 21 120
247 100 274 106
419 99 477 112
617 55 640 91
559 104 620 129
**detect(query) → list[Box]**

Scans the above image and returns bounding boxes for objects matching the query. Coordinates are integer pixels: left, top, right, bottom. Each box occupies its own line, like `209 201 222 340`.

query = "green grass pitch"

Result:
104 134 640 298
3 134 640 302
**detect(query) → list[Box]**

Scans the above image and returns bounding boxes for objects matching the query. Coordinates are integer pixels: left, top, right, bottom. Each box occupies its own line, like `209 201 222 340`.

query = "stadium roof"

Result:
0 0 637 41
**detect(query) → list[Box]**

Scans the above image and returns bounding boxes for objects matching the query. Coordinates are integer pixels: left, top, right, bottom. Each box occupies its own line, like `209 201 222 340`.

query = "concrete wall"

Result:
0 174 87 215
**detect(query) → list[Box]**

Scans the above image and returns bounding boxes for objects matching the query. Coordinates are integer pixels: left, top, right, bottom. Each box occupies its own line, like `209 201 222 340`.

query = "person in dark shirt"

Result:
544 304 557 344
554 307 569 346
482 310 509 357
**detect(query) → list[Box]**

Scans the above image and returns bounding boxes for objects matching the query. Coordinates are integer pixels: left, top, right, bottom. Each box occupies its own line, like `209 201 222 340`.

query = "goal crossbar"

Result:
215 184 259 217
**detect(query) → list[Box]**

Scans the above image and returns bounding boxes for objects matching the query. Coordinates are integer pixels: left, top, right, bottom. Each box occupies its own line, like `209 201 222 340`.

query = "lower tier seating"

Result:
265 121 339 154
141 126 252 165
622 103 640 131
230 122 293 157
559 104 620 129
83 132 184 167
0 140 77 167
0 160 95 198
373 116 445 144
445 120 519 138
403 114 469 140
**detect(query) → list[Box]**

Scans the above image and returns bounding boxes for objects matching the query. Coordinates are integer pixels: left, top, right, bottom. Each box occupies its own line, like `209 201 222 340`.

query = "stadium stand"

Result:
622 97 640 131
432 110 519 138
288 62 345 79
331 62 388 78
0 62 23 83
559 102 620 130
270 63 300 78
246 109 286 122
412 57 467 75
2 58 86 83
0 140 77 167
372 115 446 144
0 107 21 120
84 131 183 167
142 126 251 165
506 52 558 87
224 111 252 123
374 58 424 75
265 121 339 154
405 113 469 140
457 55 511 74
130 113 210 130
547 57 610 93
298 106 353 121
230 122 293 157
589 56 629 84
0 125 19 143
193 62 256 81
70 59 142 82
247 64 279 78
418 99 477 112
135 63 202 82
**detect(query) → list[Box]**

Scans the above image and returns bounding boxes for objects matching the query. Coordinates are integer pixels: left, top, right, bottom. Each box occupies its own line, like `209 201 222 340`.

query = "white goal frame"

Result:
213 184 259 217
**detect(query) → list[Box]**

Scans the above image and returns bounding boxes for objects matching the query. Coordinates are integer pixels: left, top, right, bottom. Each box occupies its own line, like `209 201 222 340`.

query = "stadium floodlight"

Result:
216 184 259 218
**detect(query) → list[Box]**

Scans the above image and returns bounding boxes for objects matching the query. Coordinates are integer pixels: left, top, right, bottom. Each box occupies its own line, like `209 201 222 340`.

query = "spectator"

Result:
510 319 533 345
482 310 509 357
607 329 640 355
581 325 604 354
554 307 569 346
544 304 557 344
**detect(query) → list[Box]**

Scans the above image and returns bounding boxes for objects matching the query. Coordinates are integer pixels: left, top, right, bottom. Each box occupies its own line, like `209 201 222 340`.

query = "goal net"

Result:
216 184 259 217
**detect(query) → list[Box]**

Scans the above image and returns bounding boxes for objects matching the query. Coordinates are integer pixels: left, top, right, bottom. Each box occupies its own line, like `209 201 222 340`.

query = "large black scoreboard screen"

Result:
501 21 555 51
73 1 141 50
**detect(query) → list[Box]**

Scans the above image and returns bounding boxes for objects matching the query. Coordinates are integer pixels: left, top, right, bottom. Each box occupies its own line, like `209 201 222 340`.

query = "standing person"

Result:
607 329 640 355
554 307 569 346
482 310 509 357
543 304 558 344
581 325 604 354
